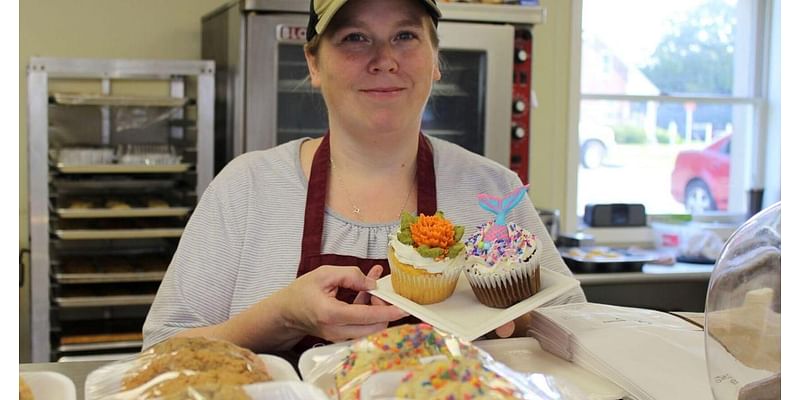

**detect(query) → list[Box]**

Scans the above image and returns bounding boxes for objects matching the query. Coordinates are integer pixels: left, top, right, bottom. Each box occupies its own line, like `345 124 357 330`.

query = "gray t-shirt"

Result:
143 136 586 349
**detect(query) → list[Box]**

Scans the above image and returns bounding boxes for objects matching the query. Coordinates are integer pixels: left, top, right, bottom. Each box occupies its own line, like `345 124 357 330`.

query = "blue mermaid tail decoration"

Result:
477 185 530 243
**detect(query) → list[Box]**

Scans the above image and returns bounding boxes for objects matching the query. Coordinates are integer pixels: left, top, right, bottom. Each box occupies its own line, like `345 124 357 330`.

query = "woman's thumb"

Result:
328 267 378 291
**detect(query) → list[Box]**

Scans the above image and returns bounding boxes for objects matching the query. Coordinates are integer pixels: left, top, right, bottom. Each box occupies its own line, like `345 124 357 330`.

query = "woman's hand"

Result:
277 265 408 343
353 264 390 306
494 321 516 338
492 313 533 338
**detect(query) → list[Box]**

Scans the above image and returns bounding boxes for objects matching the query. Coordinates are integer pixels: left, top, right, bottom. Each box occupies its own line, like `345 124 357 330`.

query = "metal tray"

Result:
56 207 190 219
56 163 191 174
54 294 156 308
51 178 179 191
54 271 165 284
53 92 188 107
55 228 184 240
559 247 658 274
57 340 143 353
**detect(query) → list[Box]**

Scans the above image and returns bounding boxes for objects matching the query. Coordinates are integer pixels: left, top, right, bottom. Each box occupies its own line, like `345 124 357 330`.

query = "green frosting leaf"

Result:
448 242 465 257
398 211 417 245
400 211 417 230
453 225 464 242
397 230 413 245
416 245 443 258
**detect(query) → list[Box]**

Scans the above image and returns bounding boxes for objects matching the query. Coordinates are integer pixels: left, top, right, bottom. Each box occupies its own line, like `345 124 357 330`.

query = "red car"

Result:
671 135 730 212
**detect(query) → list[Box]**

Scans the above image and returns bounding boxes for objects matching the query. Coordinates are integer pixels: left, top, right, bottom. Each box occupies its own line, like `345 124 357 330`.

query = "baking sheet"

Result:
56 207 190 219
55 228 184 240
53 92 187 107
55 294 156 307
560 247 658 273
56 163 190 174
54 271 166 284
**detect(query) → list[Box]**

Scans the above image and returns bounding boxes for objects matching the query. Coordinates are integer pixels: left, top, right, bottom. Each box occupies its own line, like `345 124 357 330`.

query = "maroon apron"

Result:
292 132 436 352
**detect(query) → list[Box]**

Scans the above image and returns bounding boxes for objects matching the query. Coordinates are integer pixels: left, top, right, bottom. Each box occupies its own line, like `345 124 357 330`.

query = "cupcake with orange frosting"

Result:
388 211 466 304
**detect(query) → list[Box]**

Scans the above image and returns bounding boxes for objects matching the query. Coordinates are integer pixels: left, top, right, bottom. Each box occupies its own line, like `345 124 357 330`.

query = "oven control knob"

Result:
513 100 526 113
515 49 529 63
512 125 526 139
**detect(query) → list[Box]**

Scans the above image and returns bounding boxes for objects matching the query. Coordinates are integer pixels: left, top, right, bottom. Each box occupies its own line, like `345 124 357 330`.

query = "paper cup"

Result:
464 260 541 308
387 247 462 305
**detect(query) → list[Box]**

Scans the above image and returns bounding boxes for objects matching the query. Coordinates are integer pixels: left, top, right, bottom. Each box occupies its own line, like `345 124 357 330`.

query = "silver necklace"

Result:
330 159 415 220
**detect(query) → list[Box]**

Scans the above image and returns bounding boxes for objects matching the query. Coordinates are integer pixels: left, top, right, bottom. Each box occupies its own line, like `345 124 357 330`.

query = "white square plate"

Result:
369 269 580 341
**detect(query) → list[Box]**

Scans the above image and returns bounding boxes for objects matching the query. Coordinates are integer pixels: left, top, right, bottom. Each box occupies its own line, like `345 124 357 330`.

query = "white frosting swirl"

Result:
389 232 464 274
464 222 537 274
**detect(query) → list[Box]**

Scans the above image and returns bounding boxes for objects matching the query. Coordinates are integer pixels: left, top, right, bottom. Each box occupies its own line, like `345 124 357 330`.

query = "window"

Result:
570 0 775 231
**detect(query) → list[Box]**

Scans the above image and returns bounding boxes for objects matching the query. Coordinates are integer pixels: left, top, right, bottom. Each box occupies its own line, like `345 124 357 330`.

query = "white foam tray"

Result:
370 268 580 340
20 371 77 400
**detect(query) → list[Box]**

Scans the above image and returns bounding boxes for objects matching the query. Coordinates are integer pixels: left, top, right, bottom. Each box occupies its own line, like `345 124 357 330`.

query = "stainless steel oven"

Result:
203 0 542 182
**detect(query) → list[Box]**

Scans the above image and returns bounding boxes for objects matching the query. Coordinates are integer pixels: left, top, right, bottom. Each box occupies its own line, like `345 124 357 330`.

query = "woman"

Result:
143 0 585 353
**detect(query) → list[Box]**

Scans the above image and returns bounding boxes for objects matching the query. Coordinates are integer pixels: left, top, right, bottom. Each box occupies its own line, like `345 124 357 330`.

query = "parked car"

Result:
671 135 731 212
579 123 617 169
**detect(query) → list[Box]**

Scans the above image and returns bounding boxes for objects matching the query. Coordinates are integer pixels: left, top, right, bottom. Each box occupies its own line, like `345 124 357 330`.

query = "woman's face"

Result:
305 0 441 135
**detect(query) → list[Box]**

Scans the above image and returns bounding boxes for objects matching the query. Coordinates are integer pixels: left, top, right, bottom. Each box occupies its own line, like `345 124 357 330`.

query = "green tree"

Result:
641 0 735 95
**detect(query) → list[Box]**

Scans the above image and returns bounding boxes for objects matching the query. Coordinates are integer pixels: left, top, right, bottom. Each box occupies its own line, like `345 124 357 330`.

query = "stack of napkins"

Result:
528 303 712 400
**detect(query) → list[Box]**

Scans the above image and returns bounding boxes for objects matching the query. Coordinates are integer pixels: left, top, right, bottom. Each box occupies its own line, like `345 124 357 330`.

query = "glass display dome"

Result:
704 202 780 400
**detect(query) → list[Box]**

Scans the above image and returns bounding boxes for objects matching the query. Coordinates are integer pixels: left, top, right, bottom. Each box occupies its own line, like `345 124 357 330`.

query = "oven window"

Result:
425 50 486 155
275 44 486 156
277 43 327 144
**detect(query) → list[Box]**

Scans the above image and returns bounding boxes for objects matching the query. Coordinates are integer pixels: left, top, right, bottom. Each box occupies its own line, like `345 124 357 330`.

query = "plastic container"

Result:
85 336 301 400
651 217 742 263
304 323 586 400
20 371 76 400
704 202 780 400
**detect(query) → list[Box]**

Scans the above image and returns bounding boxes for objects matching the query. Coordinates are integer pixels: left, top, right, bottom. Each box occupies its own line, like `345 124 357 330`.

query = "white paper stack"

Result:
528 303 713 400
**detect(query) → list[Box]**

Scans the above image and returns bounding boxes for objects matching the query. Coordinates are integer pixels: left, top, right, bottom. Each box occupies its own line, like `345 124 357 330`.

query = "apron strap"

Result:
299 132 437 273
298 133 332 275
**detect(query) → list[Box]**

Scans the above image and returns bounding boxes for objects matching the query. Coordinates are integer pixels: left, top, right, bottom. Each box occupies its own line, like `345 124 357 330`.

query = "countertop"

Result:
577 262 714 284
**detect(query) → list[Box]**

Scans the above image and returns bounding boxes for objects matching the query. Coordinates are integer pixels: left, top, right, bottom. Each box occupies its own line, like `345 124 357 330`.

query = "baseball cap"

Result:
306 0 442 42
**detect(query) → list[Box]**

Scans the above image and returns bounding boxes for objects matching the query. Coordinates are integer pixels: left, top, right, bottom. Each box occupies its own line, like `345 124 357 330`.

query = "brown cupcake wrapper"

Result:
388 249 463 305
465 261 541 308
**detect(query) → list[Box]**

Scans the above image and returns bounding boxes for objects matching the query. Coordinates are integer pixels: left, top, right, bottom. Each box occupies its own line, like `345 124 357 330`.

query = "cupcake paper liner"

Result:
388 247 463 305
464 258 541 308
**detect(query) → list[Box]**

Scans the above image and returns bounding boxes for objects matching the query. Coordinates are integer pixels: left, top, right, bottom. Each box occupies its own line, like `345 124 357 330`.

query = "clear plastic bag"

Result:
115 144 182 165
84 336 317 400
57 147 115 165
305 323 586 400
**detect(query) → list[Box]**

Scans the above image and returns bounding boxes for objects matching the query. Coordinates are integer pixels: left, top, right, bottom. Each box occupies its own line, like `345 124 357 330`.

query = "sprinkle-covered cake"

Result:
464 185 541 308
335 324 477 400
395 358 523 399
388 211 466 304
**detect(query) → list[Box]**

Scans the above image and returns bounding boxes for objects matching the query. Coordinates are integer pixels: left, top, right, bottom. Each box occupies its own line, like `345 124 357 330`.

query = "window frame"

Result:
565 0 776 242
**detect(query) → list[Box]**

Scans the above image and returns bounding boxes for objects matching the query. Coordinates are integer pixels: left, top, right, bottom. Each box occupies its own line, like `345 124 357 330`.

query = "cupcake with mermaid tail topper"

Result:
464 185 541 308
388 211 466 304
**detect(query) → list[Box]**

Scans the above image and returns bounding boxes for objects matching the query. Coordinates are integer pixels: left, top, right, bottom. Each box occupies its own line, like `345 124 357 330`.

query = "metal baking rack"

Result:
26 57 214 362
